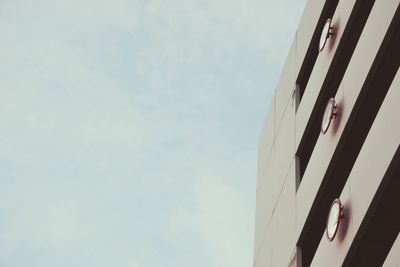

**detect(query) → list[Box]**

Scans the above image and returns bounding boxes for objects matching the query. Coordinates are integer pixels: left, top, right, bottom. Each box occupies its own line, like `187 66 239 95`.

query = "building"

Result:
253 0 400 266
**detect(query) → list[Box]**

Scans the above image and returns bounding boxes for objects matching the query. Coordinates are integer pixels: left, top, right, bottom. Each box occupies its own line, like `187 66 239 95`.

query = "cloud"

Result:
0 0 306 266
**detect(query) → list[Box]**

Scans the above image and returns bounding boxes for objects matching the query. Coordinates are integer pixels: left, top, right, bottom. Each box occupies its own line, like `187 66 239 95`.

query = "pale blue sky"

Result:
0 1 306 266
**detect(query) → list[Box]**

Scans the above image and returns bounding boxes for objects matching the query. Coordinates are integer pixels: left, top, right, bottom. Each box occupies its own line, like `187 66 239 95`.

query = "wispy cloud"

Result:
0 0 306 266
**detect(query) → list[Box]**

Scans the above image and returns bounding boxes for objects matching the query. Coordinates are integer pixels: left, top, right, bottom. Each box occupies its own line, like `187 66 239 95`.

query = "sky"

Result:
0 1 306 266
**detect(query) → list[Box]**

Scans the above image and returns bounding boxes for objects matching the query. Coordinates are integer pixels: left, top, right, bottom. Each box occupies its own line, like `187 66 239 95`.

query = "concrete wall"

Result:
254 0 400 266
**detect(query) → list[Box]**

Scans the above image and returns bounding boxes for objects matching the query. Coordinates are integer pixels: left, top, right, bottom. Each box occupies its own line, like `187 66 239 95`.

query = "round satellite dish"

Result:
321 97 337 134
319 18 334 52
326 198 344 241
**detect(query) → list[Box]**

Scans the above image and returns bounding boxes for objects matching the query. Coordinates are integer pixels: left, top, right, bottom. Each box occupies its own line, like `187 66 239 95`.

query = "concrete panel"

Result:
257 103 296 249
255 96 276 256
254 148 275 256
310 184 354 267
295 0 400 240
295 0 358 149
275 39 296 132
295 0 327 75
254 225 273 267
272 163 296 267
257 96 275 187
383 234 400 267
256 110 296 255
273 96 296 188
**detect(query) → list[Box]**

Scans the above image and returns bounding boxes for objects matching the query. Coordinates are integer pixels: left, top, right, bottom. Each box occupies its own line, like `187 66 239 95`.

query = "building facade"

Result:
254 0 400 266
